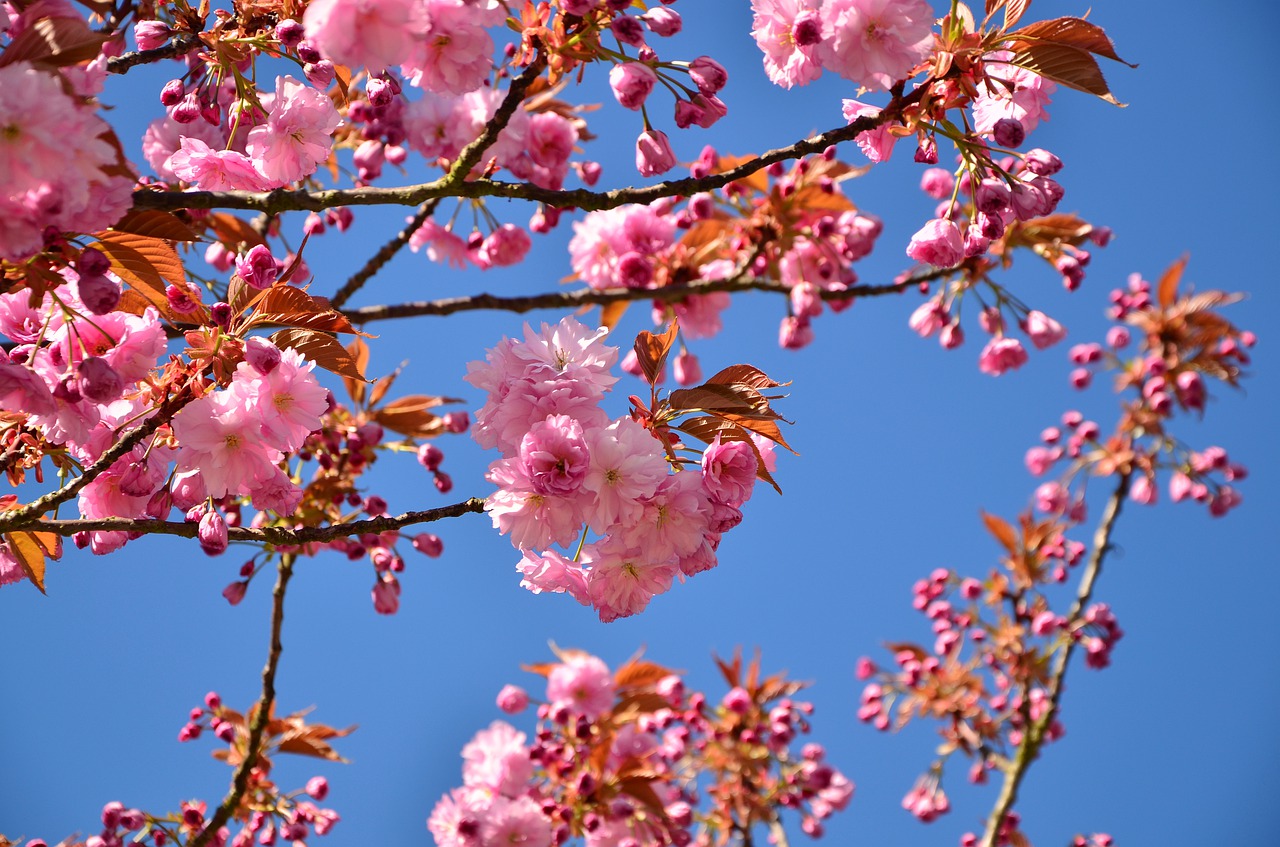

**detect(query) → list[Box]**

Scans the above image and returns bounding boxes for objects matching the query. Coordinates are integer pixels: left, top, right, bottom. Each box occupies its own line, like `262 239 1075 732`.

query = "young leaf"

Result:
208 212 267 250
1008 42 1124 105
90 230 187 288
1157 255 1188 310
373 395 463 438
600 300 629 331
343 337 371 405
110 211 199 242
6 532 46 594
980 511 1019 555
632 320 679 386
269 329 367 382
251 285 368 335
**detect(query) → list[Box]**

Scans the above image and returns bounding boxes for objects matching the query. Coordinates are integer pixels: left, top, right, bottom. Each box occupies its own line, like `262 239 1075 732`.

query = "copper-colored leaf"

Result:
1157 255 1188 310
111 210 199 242
614 660 675 689
6 532 46 594
705 364 786 392
981 511 1019 555
269 329 366 382
91 230 186 288
373 394 462 438
1008 42 1124 105
632 320 679 387
520 662 558 679
26 528 61 559
344 337 371 405
617 776 670 818
251 285 366 335
600 300 629 331
208 212 267 249
1008 17 1135 67
0 15 107 68
1002 0 1031 30
276 724 355 762
789 184 855 215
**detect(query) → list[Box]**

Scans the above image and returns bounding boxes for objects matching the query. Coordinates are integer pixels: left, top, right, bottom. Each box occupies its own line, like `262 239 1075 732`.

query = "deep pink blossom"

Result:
978 337 1029 376
751 0 824 89
906 219 964 268
169 138 272 191
583 418 670 533
546 654 615 718
701 435 759 507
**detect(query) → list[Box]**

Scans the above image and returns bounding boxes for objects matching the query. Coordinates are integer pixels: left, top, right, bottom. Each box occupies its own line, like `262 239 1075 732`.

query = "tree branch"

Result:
106 32 199 74
191 552 296 847
128 87 924 216
978 472 1132 847
11 498 487 544
345 269 941 325
0 398 190 533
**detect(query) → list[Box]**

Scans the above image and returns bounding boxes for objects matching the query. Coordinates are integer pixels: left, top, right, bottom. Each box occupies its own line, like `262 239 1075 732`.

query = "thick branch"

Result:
191 553 296 847
106 33 199 74
12 498 487 543
345 270 940 325
129 88 922 216
979 473 1132 847
329 56 547 309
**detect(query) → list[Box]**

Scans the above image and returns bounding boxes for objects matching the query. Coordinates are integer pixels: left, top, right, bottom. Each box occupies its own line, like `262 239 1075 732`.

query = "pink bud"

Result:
609 62 657 110
992 117 1025 148
496 684 530 714
199 510 229 556
236 245 278 290
372 574 400 615
640 7 681 36
906 219 964 268
77 272 122 315
1022 310 1066 350
673 351 702 386
1024 148 1063 176
306 776 329 801
411 533 443 557
688 56 728 94
77 356 123 403
245 336 282 375
636 129 677 177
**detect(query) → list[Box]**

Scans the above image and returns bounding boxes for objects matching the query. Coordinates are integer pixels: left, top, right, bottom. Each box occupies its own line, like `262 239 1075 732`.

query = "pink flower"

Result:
978 337 1029 376
372 573 400 614
636 129 677 176
141 116 226 182
546 654 615 718
584 539 679 622
841 99 896 162
169 138 272 191
0 361 56 417
908 299 948 338
408 219 472 268
818 0 935 91
462 721 533 798
246 75 342 187
1022 310 1067 349
516 549 590 604
0 62 134 260
583 418 671 533
615 472 712 560
479 796 552 847
172 392 282 499
303 0 425 73
486 457 587 550
701 435 759 507
230 347 329 452
476 224 532 268
972 51 1056 136
198 509 229 556
906 219 964 268
519 414 590 496
400 0 498 95
751 0 825 89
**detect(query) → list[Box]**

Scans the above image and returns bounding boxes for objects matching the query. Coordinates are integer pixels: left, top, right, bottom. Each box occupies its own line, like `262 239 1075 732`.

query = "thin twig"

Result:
0 398 191 533
329 56 547 309
345 270 940 325
978 473 1132 847
106 32 199 74
10 498 487 544
191 553 296 847
129 86 926 216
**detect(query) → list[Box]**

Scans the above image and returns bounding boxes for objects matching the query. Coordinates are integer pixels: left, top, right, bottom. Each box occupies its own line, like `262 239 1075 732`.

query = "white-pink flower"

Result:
461 721 533 798
246 75 342 187
169 138 272 191
546 654 615 718
751 0 825 89
582 418 671 533
303 0 426 74
818 0 935 92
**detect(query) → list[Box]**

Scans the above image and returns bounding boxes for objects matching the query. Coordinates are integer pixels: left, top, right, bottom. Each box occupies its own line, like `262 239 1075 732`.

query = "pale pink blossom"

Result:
841 99 896 163
583 539 679 622
172 392 282 499
400 0 498 96
246 75 342 186
408 219 471 268
583 418 670 533
516 549 590 604
818 0 935 92
461 721 533 798
169 138 272 191
972 51 1056 136
141 116 225 182
751 0 824 89
616 472 712 560
303 0 425 73
486 457 586 549
547 653 615 718
229 347 330 452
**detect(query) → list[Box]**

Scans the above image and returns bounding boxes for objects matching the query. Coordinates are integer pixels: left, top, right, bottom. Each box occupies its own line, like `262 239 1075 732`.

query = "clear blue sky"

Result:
3 2 1277 845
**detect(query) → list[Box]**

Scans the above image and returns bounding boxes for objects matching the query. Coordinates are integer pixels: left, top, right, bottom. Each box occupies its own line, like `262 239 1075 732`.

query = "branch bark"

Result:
106 32 199 74
129 86 924 216
191 553 296 847
345 269 941 325
978 472 1132 847
10 498 487 544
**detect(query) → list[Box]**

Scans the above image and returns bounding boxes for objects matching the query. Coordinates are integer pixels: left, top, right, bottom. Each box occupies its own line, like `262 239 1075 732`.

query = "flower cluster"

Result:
466 316 780 621
429 650 853 847
0 61 134 261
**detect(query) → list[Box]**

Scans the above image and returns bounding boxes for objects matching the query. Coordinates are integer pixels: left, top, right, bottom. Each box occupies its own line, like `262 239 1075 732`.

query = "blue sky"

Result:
3 2 1278 846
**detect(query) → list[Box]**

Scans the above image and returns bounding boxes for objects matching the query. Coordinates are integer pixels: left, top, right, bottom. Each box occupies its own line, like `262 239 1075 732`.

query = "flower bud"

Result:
1024 148 1063 176
496 684 530 714
199 510 229 556
77 357 123 403
160 79 185 107
609 62 657 110
245 336 282 375
412 533 443 557
992 117 1026 148
275 19 305 47
77 272 121 315
640 7 681 36
635 129 676 177
688 56 728 94
236 244 279 290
